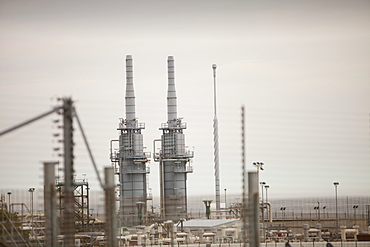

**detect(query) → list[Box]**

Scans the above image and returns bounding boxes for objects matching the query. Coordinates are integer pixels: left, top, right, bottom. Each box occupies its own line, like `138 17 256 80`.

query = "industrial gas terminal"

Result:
0 55 369 247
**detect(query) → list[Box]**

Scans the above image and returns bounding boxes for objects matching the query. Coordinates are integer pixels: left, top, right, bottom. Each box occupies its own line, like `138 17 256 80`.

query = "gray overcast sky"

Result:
0 0 369 200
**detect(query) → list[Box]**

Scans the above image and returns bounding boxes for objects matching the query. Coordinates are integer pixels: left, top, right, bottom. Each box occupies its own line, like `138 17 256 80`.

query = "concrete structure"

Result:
154 56 194 221
341 225 360 241
110 55 150 227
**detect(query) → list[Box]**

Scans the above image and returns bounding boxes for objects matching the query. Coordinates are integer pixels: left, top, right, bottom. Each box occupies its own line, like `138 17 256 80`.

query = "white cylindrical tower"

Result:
167 56 177 123
125 55 136 121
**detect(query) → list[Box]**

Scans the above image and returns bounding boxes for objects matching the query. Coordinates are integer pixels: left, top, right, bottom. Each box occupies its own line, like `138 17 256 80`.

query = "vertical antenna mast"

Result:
241 106 247 247
212 64 221 214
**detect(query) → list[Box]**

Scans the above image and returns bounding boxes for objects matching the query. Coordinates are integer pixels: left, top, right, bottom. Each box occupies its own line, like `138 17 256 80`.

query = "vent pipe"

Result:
167 56 177 123
125 55 136 121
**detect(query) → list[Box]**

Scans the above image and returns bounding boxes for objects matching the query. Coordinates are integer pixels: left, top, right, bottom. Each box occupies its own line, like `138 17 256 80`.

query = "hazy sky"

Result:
0 0 369 201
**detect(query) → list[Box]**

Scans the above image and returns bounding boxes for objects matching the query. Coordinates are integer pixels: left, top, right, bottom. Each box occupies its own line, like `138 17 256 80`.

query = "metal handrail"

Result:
1 207 33 247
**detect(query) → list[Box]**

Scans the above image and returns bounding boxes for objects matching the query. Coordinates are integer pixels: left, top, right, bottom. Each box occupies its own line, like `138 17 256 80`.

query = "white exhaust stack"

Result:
167 56 177 123
125 55 136 121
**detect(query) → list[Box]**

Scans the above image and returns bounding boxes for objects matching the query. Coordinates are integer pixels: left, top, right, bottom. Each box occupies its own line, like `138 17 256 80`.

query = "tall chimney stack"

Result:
167 56 177 123
125 55 136 121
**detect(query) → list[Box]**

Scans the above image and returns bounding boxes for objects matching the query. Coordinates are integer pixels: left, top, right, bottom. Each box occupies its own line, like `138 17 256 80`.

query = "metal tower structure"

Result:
110 55 150 227
212 64 221 213
154 56 194 222
56 177 92 232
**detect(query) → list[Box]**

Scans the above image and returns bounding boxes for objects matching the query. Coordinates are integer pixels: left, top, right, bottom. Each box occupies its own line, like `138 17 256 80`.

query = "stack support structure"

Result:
155 56 194 222
111 55 150 227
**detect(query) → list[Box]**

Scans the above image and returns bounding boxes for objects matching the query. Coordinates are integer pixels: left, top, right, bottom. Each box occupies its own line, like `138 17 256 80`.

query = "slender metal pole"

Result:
7 192 11 213
261 182 264 222
334 182 339 236
241 106 247 247
317 201 320 222
265 185 269 223
224 188 227 209
260 181 265 243
28 188 35 241
213 64 221 214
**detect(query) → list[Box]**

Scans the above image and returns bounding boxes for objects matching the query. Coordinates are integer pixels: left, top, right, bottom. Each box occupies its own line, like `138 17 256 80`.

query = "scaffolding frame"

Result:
56 178 93 232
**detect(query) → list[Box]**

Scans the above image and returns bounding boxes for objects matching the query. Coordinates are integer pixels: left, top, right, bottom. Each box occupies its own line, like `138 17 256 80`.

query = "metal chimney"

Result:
125 55 136 121
110 55 150 227
167 56 177 123
156 56 194 221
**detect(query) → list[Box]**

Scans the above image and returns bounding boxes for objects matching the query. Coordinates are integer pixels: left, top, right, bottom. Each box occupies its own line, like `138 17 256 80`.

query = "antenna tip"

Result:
126 54 132 59
212 64 217 69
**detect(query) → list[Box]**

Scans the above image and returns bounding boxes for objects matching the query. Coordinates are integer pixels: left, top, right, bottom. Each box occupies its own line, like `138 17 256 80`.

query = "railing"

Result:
185 149 194 158
1 204 35 247
111 150 150 160
124 166 150 174
110 150 119 161
160 121 187 129
143 152 151 158
174 165 193 173
186 165 194 173
118 119 145 129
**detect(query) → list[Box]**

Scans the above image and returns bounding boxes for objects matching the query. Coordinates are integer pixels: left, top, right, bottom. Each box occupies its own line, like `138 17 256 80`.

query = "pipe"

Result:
153 139 165 217
167 56 177 122
44 162 58 247
264 202 273 222
105 167 117 247
248 172 259 247
0 106 63 136
126 55 136 121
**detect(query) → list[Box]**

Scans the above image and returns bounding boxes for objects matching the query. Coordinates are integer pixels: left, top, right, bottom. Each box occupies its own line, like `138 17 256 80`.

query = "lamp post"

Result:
224 188 227 209
333 182 339 235
313 202 321 222
322 206 326 219
265 185 269 222
28 188 35 237
260 182 266 221
317 201 320 222
253 162 265 218
353 205 358 225
28 188 35 213
280 207 286 222
7 191 11 212
253 162 264 180
260 181 266 243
